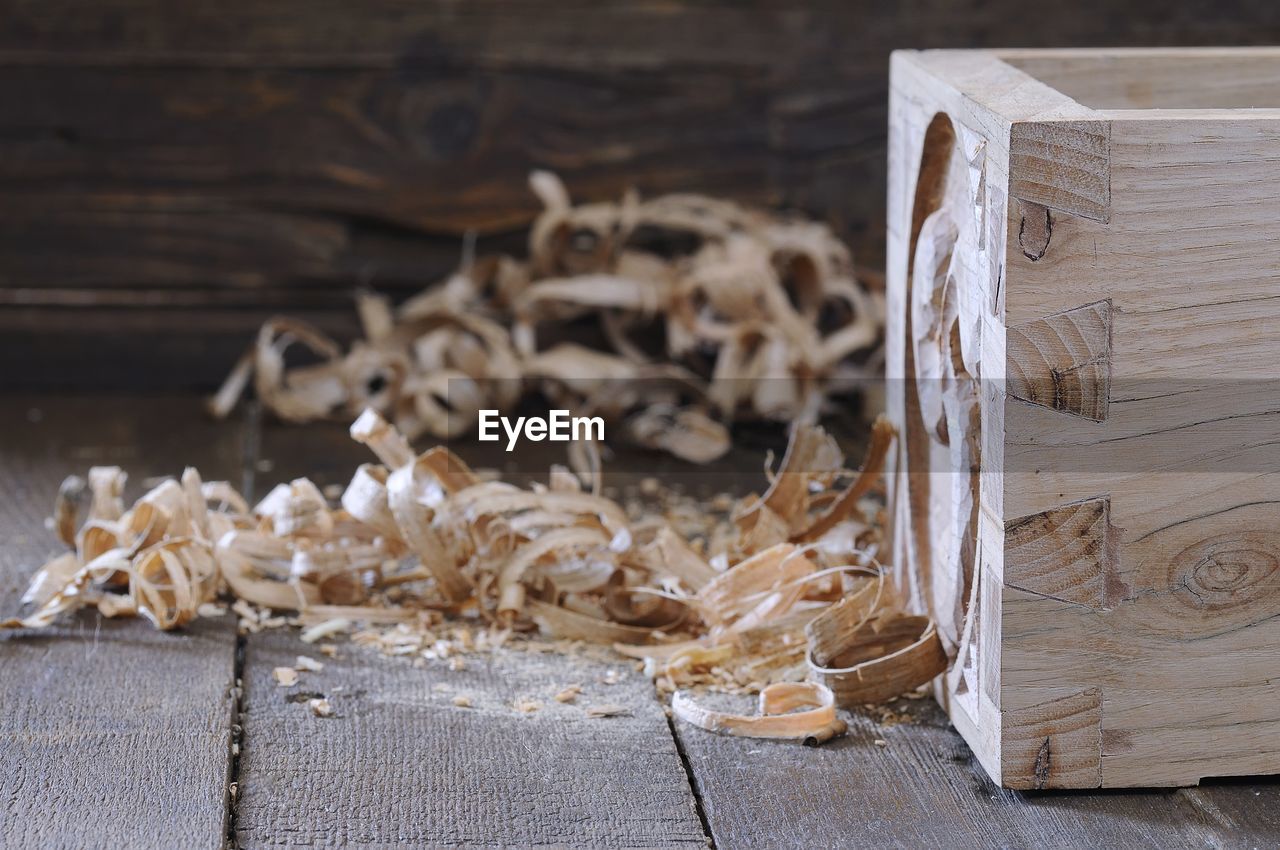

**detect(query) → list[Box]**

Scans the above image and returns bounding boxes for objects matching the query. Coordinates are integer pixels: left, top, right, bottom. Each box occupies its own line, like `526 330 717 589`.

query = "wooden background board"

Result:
0 397 245 850
674 694 1280 849
6 1 1280 390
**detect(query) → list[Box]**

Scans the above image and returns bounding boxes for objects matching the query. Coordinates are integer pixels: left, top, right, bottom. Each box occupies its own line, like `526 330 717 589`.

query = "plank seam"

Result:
226 400 261 849
666 714 717 849
224 636 247 850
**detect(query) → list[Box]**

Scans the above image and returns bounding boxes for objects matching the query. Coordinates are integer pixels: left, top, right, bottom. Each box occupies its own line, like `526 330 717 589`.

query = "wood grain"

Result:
1002 688 1103 790
236 630 707 848
1009 120 1111 222
1001 48 1280 111
1007 300 1111 421
0 397 244 849
1004 498 1118 609
11 2 1280 389
9 1 1280 67
889 48 1280 787
673 695 1277 849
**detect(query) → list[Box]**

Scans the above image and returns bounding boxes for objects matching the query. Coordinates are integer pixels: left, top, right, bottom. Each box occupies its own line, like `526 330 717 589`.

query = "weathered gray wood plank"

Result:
234 418 707 848
237 631 707 848
0 396 244 850
674 694 1280 849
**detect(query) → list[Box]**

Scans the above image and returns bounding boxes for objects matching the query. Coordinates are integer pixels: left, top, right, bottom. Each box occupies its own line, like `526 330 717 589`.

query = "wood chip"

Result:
272 667 299 687
295 655 325 673
514 698 542 713
554 684 584 703
300 619 350 644
308 698 334 718
197 602 228 618
232 599 259 624
452 695 473 708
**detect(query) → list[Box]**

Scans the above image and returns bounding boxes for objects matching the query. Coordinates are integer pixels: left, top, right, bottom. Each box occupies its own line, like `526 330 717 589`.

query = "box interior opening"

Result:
1002 52 1280 110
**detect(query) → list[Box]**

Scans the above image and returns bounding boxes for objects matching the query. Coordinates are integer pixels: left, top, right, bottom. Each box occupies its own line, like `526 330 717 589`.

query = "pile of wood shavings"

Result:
210 172 883 463
4 408 944 742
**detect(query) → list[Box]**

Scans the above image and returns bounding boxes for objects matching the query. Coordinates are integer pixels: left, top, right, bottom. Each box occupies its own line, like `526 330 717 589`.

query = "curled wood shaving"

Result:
53 475 86 547
806 610 948 706
211 173 883 462
672 682 847 744
4 467 228 631
4 409 944 719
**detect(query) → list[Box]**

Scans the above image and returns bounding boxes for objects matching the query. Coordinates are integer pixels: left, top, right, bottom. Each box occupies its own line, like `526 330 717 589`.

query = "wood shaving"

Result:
554 684 584 703
295 655 325 673
232 599 259 624
272 667 299 687
308 698 334 718
585 704 631 718
3 407 945 721
806 609 947 706
53 475 86 547
453 696 473 708
197 602 227 618
514 698 542 714
672 681 848 744
300 619 350 643
208 172 883 463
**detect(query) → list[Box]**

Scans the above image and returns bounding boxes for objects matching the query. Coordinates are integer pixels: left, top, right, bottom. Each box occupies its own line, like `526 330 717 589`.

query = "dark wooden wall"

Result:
5 1 1280 389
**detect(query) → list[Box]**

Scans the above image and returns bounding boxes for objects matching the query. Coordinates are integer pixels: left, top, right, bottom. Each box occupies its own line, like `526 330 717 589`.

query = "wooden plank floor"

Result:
237 632 706 848
673 693 1280 849
3 395 1280 848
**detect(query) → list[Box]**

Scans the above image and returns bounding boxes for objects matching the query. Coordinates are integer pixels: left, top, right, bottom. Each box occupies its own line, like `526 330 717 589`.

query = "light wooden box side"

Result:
886 48 1280 789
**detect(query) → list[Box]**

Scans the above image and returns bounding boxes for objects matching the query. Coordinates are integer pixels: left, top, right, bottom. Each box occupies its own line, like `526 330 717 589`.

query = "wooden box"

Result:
886 48 1280 789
